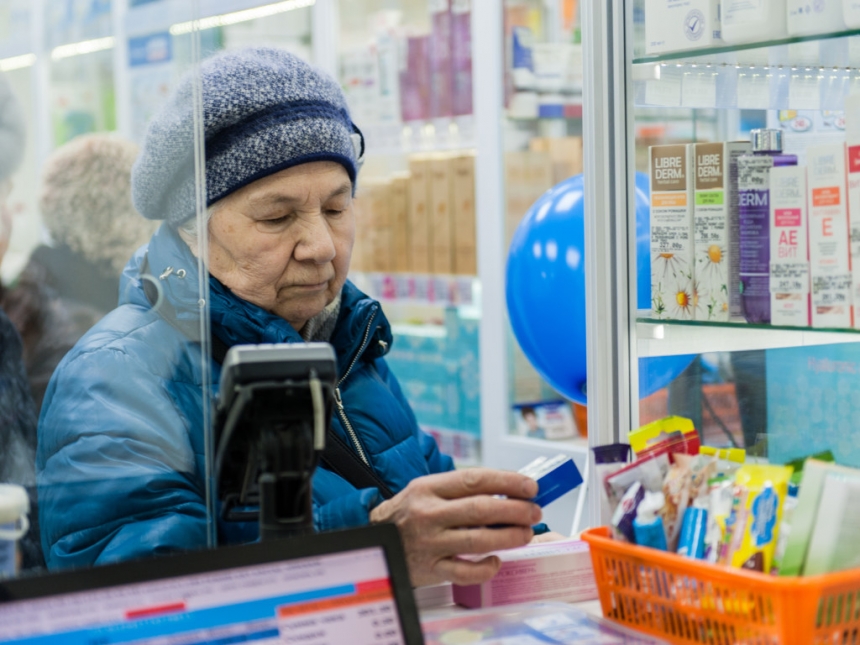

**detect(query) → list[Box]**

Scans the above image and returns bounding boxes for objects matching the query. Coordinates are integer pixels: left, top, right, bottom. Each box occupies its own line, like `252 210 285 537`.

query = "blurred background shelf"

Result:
633 27 860 66
632 30 860 111
636 318 860 357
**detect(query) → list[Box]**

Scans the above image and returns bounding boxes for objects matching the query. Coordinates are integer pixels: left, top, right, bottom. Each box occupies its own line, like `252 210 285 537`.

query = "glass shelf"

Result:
633 27 860 66
637 317 860 357
632 29 860 110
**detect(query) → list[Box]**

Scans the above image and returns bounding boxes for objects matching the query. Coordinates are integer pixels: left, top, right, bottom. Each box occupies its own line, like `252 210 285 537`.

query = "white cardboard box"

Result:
844 94 860 329
651 144 695 320
645 0 723 55
807 143 854 328
769 165 811 327
452 540 597 608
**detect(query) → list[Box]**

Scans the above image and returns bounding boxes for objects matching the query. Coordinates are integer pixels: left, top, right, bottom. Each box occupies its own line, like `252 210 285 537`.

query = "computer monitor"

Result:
0 523 423 645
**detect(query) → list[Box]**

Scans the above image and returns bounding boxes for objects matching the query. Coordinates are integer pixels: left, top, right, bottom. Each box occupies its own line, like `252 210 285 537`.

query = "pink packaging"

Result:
451 0 472 117
429 0 453 118
452 539 598 608
399 35 431 122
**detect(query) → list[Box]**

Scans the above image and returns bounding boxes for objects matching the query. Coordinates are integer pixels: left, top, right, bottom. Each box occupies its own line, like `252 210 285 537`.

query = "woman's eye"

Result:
325 209 344 217
262 215 289 226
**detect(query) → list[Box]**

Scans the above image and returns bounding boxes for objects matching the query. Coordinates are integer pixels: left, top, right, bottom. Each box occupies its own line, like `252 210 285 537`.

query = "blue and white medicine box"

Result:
519 454 583 508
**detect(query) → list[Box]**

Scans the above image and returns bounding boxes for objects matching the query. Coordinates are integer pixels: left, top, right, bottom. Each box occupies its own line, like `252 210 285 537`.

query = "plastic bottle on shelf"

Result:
722 0 788 44
737 129 798 324
787 0 846 36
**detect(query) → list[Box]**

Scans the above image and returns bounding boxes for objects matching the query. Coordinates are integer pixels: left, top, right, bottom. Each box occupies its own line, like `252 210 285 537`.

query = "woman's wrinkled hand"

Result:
369 468 542 587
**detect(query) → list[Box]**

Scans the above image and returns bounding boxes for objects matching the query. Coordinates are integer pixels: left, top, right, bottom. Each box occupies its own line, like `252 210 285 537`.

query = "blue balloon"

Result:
506 172 694 405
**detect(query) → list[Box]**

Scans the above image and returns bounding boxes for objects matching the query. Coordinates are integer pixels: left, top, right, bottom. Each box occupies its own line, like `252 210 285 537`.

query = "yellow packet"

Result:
722 464 793 573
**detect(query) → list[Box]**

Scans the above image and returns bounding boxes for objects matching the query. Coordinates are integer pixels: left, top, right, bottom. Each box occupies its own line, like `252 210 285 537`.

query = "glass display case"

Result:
472 0 590 534
0 0 214 575
583 0 860 526
333 0 482 467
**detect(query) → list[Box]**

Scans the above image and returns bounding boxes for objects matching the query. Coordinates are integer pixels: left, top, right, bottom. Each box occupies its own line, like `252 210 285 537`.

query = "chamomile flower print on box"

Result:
693 142 750 322
650 144 695 320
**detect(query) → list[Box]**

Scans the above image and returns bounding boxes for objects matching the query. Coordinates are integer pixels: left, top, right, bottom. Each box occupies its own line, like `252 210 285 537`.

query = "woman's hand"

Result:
369 469 541 587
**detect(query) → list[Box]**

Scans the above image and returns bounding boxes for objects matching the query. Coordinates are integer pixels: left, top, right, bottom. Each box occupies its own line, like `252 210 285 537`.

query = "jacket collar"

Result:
121 224 392 375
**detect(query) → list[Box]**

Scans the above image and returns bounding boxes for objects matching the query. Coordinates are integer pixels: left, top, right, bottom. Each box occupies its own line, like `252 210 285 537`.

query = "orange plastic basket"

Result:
581 526 860 645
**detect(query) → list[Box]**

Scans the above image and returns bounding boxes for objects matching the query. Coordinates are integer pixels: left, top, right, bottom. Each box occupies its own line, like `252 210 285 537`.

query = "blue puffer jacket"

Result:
36 225 454 570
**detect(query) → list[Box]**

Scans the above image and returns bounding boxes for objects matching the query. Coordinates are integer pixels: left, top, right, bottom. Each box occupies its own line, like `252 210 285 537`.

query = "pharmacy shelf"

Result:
350 272 480 309
632 29 860 110
632 27 860 66
636 318 860 357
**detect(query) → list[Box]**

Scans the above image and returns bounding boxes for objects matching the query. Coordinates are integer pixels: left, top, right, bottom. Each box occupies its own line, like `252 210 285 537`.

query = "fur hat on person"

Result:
132 47 363 227
0 73 25 183
40 134 157 275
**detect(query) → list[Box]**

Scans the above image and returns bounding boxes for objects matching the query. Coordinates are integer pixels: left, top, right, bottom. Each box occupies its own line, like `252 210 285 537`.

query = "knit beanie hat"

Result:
132 47 363 227
0 73 25 183
40 134 158 274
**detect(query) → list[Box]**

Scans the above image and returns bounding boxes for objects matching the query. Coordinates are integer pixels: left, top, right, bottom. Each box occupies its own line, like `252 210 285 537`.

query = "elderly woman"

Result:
37 48 542 586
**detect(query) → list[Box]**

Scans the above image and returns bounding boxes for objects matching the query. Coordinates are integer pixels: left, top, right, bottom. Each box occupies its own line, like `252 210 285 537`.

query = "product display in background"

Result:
644 0 723 55
503 4 583 119
353 153 476 276
385 309 479 465
343 0 473 129
513 400 576 440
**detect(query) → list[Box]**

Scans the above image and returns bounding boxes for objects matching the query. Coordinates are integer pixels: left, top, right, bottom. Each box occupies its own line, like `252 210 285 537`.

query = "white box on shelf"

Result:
693 141 750 321
787 0 845 36
452 539 597 608
847 0 860 28
807 143 854 328
769 165 811 327
722 0 788 44
844 94 860 329
651 144 695 320
644 0 723 55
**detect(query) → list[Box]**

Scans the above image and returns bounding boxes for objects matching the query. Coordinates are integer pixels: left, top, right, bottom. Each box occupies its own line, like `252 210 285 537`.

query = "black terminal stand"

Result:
214 344 337 541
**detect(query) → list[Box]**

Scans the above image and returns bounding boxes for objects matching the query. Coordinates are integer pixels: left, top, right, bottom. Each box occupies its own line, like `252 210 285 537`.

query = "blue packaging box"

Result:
519 454 584 508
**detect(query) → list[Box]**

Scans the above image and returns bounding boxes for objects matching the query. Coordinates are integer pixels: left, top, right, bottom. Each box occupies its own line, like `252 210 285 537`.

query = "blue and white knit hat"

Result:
132 47 363 226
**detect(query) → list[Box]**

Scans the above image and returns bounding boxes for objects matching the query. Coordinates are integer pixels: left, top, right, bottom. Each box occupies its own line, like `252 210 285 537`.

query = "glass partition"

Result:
628 0 860 467
337 0 482 466
0 0 209 577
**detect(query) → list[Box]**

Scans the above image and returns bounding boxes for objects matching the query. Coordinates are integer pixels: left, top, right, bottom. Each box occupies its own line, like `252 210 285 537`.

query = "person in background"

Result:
1 134 157 411
521 406 546 440
0 71 42 571
38 48 547 585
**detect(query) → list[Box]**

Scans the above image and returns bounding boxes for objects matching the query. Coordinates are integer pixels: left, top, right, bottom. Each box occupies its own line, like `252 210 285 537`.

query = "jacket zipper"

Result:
333 308 378 465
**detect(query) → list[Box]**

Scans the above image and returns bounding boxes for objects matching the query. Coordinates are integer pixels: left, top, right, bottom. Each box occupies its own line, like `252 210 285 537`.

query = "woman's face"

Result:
207 161 355 331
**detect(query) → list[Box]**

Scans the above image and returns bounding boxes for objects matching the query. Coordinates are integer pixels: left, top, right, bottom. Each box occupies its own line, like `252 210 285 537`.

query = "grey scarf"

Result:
300 292 342 342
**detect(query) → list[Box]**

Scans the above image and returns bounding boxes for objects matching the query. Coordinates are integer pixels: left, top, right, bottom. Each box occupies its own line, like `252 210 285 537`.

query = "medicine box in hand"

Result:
519 454 583 507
